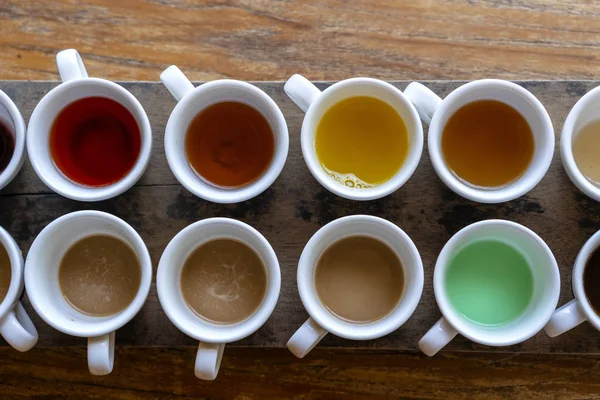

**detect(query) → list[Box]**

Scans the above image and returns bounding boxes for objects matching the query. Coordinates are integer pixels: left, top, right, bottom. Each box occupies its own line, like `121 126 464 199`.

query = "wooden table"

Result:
3 1 600 399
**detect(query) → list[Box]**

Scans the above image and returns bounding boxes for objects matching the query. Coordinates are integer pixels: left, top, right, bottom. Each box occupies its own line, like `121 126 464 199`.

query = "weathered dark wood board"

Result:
1 80 599 353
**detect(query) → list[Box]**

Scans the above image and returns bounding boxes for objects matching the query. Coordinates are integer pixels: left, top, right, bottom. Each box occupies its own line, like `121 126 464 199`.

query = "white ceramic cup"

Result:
404 80 554 203
284 74 423 201
0 226 38 351
24 211 152 375
157 218 281 380
287 215 423 358
419 220 560 357
545 230 600 337
160 65 289 204
560 86 600 201
27 49 152 201
0 90 26 191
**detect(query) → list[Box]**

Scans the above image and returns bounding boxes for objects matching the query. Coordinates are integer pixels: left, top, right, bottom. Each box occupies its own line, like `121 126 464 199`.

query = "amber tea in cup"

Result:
185 102 275 188
442 100 534 188
59 234 142 316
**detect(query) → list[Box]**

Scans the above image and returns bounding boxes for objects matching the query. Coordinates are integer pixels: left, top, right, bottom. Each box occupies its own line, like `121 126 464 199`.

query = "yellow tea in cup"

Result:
315 96 408 188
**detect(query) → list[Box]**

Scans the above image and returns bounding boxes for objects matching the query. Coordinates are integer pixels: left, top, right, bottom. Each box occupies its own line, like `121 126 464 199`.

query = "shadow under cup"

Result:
435 221 560 345
25 212 152 337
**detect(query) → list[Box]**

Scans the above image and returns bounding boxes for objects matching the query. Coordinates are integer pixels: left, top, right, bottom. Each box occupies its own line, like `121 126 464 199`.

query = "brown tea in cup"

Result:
315 236 404 323
59 235 141 316
0 243 11 303
180 239 267 324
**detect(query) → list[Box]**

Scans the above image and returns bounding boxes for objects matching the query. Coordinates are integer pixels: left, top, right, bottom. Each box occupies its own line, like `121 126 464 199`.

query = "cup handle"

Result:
544 299 587 337
0 301 38 352
56 49 89 82
284 74 322 113
88 331 115 376
404 82 443 125
287 318 328 358
160 65 195 102
418 317 458 357
195 341 225 380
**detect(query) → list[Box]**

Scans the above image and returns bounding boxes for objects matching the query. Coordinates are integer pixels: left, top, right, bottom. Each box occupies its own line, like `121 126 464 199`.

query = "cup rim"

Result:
156 217 281 343
300 77 424 201
428 79 554 203
560 85 600 202
24 210 153 337
297 214 424 340
433 219 560 346
0 225 24 320
26 77 152 202
0 90 27 191
571 230 600 331
164 79 289 204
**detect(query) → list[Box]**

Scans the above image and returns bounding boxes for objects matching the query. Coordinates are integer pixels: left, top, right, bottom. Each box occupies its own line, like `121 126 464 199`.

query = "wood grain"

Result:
2 80 600 353
2 347 600 399
2 1 600 81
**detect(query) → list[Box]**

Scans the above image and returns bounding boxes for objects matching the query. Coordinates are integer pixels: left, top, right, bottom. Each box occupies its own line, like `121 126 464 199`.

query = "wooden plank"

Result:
1 80 600 353
3 1 600 82
2 348 600 399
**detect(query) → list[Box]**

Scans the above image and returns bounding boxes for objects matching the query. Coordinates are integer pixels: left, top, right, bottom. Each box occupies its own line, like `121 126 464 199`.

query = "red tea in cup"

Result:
0 122 14 174
50 97 141 187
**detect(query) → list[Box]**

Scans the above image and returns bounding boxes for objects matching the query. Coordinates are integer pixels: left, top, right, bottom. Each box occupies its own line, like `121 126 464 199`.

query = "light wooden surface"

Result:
2 0 600 82
1 80 599 354
1 347 600 399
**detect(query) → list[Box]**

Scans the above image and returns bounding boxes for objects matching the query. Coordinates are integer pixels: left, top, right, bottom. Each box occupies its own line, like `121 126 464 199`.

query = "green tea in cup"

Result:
445 239 534 326
420 220 559 357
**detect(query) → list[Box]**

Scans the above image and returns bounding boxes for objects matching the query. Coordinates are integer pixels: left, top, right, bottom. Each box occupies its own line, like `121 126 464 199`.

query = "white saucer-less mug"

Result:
419 220 560 356
284 74 423 201
0 90 26 191
25 211 152 375
27 49 152 201
160 66 289 204
545 230 600 337
404 79 554 203
287 215 424 358
0 226 38 351
157 218 281 380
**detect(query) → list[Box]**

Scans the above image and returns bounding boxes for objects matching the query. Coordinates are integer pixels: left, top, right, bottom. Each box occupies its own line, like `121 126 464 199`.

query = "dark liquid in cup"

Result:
0 122 15 174
185 102 274 188
50 97 141 187
584 245 600 314
0 243 11 304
